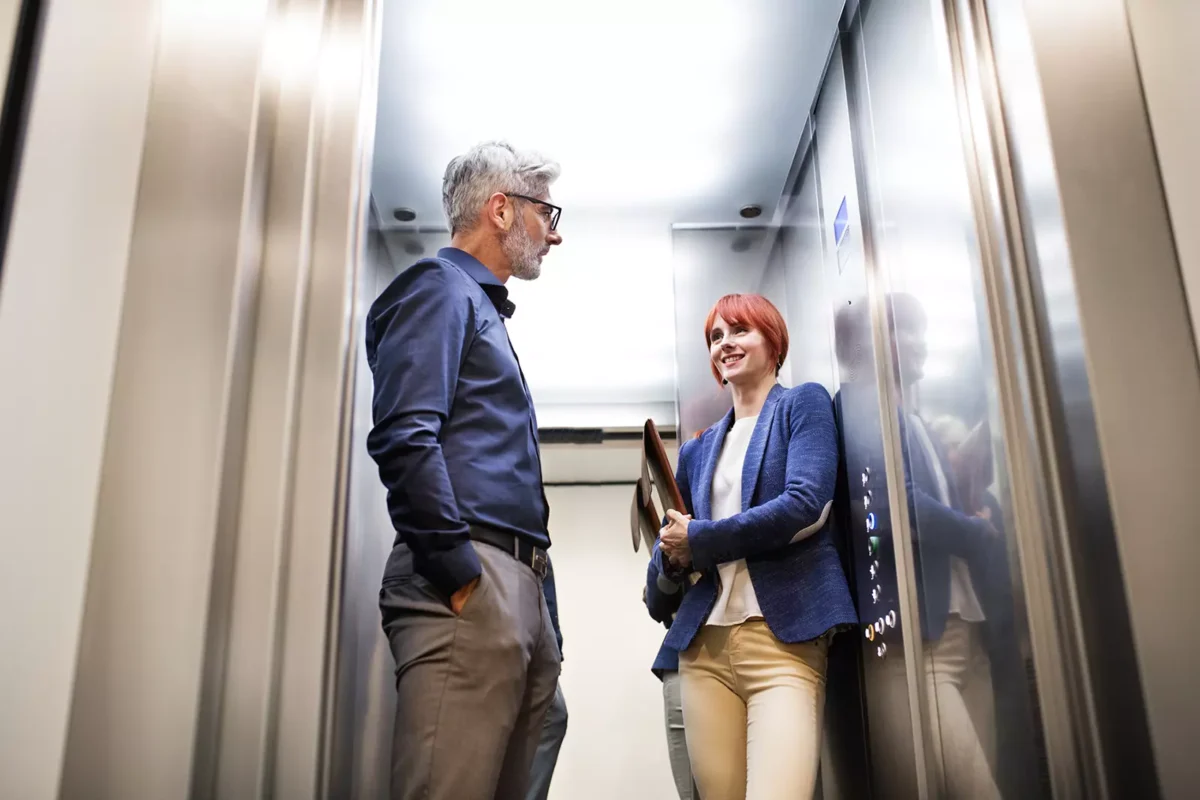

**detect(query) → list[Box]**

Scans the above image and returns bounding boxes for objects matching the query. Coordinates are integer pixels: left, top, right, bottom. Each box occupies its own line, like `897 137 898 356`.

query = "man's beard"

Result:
502 222 543 281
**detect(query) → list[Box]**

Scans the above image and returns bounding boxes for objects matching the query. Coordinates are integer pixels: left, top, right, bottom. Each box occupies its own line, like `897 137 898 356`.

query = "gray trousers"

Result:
381 542 561 800
524 683 568 800
663 670 701 800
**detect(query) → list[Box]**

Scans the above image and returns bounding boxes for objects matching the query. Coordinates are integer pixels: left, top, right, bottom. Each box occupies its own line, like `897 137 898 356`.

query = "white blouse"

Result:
706 415 764 626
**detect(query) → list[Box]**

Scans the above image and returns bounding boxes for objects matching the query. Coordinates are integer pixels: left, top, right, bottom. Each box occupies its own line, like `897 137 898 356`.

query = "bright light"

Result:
505 217 676 411
261 5 323 85
373 0 837 220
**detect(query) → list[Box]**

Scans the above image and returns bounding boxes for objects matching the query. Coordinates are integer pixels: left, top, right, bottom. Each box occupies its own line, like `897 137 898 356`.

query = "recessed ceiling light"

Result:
393 207 417 222
739 204 762 219
403 239 424 256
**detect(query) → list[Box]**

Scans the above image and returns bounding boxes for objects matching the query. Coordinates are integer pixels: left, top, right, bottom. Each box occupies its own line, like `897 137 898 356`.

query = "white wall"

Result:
505 214 676 429
547 484 679 800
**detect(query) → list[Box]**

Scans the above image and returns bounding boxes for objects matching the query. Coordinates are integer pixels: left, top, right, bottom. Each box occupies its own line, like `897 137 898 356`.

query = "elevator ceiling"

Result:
371 0 842 227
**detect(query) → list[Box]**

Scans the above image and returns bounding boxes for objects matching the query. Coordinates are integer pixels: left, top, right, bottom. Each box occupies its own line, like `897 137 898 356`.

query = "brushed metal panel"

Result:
672 225 775 439
0 0 157 795
851 0 1061 796
1126 0 1200 347
59 1 274 797
831 26 932 798
779 151 836 392
273 0 381 796
326 224 398 800
991 0 1200 795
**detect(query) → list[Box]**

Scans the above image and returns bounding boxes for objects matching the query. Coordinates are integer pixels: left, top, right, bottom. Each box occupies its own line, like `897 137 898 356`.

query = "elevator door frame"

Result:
813 0 1198 797
983 1 1200 797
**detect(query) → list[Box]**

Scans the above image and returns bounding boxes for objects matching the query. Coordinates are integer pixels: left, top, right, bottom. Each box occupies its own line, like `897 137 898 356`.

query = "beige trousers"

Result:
868 615 999 800
679 620 828 800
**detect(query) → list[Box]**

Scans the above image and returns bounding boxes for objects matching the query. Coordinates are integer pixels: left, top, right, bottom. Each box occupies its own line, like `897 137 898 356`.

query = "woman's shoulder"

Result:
779 381 834 410
680 418 724 461
679 430 707 462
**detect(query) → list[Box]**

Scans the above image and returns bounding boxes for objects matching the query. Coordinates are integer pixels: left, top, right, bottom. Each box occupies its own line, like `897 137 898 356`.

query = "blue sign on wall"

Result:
833 196 850 247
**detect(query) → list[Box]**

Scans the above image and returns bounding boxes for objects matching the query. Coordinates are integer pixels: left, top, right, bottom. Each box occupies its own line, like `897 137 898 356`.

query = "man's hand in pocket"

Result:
451 577 480 615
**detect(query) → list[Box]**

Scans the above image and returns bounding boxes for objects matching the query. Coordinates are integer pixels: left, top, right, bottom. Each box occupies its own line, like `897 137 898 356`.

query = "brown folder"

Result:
630 473 660 553
630 419 685 553
644 419 686 513
631 420 701 592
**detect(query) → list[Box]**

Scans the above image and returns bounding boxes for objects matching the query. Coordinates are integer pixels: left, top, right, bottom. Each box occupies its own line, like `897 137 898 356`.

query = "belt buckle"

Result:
531 549 548 579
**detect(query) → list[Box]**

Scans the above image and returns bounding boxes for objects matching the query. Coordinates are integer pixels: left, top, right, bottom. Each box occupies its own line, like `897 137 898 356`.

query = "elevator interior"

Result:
5 0 1197 798
330 0 1200 797
333 0 1185 797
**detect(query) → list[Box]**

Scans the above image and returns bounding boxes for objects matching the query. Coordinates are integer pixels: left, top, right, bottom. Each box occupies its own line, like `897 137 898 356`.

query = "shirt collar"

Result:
438 247 516 319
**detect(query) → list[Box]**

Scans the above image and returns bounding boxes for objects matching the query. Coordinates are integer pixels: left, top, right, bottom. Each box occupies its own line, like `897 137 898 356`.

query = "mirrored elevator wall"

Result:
667 0 1104 797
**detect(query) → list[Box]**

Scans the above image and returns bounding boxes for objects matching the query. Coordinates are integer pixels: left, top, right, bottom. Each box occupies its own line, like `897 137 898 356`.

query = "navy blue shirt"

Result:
366 247 550 598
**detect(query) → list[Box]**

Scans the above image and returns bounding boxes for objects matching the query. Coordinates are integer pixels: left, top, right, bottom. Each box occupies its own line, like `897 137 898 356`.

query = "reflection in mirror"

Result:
849 0 1054 795
889 292 1005 799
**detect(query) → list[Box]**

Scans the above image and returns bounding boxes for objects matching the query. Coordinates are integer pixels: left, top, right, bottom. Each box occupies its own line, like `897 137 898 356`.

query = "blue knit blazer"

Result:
653 382 858 651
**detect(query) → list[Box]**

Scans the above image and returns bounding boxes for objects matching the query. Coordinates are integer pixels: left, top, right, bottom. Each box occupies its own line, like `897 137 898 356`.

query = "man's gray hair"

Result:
442 141 561 235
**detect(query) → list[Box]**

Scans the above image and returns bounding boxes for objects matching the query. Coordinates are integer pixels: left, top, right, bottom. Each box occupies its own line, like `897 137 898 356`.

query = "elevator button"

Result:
869 563 877 579
865 625 875 642
866 512 876 532
863 492 871 510
874 619 884 635
871 587 879 603
861 468 870 487
867 535 880 556
886 610 897 627
877 643 887 658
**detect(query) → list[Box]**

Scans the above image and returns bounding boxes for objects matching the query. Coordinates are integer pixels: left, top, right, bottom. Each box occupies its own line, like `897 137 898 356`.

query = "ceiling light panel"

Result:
373 0 844 224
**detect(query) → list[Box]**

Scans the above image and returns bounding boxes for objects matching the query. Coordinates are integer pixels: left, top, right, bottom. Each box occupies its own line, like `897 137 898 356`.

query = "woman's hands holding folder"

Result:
660 509 693 568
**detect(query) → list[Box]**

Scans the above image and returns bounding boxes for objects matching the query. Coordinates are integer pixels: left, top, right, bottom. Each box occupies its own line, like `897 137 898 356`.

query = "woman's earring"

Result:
722 378 729 386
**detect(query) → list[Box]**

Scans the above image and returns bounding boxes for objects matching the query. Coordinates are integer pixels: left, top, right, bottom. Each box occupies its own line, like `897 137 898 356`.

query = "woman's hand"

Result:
659 509 693 568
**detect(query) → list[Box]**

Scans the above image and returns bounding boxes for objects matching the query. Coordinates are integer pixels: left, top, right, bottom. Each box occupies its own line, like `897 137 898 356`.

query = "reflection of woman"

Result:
647 293 857 800
838 295 1004 799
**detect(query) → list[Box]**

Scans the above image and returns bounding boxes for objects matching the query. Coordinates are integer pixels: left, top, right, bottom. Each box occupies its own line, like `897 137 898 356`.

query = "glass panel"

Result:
854 0 1050 796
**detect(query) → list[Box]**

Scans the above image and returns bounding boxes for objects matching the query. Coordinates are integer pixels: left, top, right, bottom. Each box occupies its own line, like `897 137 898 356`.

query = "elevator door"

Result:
824 0 1069 796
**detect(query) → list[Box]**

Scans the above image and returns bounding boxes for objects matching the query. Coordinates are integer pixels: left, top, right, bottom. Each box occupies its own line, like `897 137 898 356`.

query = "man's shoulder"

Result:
369 257 478 316
392 256 477 297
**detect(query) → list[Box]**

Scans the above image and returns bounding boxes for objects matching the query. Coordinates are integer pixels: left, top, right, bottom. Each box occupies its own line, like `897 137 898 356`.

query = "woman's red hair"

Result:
704 293 789 385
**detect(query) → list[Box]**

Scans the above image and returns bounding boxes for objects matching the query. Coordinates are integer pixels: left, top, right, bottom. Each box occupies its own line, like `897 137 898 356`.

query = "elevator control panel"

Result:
858 467 898 659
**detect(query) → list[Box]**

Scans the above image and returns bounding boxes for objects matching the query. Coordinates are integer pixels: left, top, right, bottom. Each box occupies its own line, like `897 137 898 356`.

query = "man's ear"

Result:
484 192 511 232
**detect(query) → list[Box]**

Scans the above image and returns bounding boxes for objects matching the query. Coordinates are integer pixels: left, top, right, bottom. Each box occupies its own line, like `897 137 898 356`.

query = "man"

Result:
525 558 567 800
366 141 564 800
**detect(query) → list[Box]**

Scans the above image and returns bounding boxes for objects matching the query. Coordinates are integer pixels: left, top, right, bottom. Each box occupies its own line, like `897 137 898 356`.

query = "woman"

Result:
649 293 857 800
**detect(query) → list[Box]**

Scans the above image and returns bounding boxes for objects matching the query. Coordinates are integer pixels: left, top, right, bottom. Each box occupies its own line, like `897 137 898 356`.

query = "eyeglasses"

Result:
506 193 562 231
